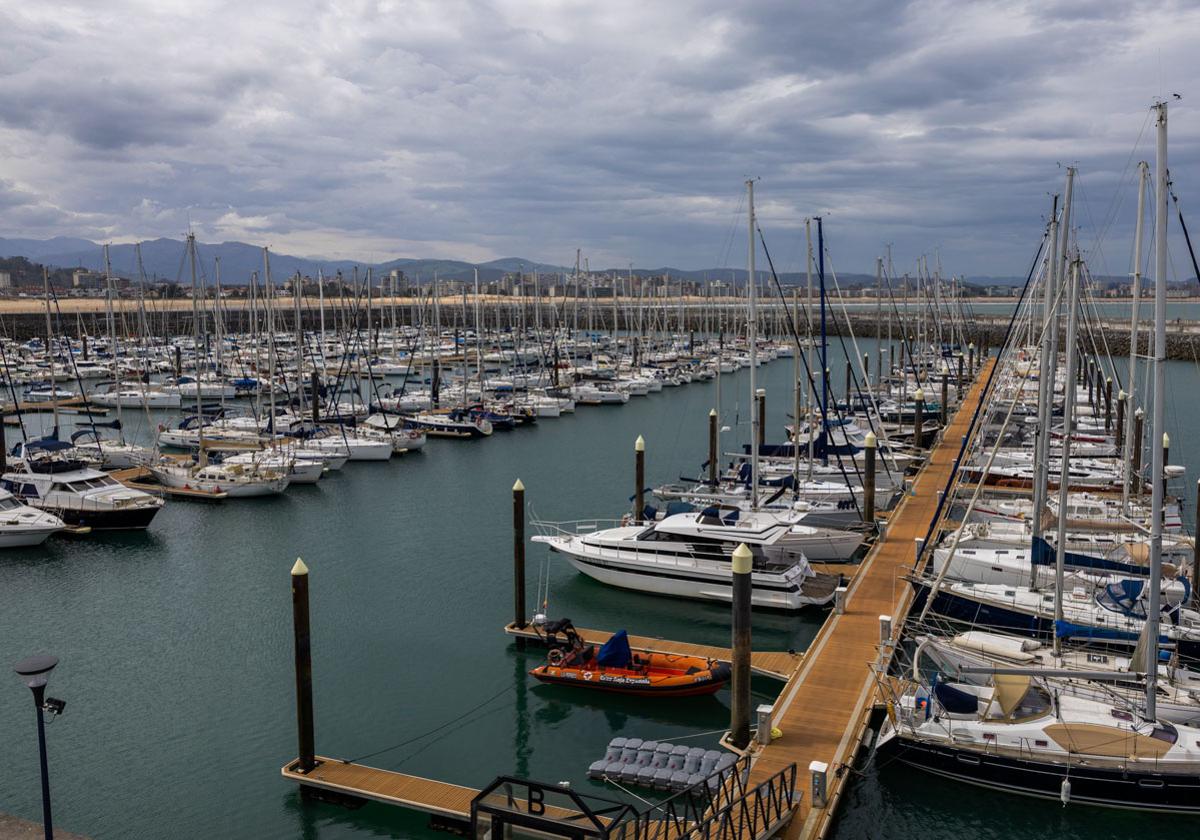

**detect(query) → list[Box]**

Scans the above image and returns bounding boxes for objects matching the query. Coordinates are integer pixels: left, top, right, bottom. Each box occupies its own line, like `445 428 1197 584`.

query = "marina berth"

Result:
533 511 842 610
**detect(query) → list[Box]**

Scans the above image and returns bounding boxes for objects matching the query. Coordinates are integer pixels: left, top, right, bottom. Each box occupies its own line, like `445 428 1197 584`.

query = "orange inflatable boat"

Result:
529 624 731 697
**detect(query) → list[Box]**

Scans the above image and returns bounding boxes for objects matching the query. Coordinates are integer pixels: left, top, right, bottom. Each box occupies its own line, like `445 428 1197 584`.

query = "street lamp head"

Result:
14 654 57 690
14 655 57 681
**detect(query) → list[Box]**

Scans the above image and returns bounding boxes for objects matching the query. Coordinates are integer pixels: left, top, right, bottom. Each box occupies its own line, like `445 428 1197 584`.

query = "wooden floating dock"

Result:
504 622 803 681
281 757 478 821
746 358 995 840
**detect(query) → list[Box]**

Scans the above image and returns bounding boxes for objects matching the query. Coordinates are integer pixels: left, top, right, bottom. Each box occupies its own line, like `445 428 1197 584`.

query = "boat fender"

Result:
548 649 565 666
886 700 897 727
1060 777 1071 807
583 671 593 681
770 727 782 740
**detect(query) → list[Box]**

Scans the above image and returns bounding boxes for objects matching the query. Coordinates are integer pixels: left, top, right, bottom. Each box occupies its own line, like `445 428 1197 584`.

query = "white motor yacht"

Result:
532 510 841 610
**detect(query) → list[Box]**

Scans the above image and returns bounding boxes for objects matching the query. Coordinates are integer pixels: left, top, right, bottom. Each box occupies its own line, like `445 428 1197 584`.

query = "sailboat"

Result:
884 102 1200 810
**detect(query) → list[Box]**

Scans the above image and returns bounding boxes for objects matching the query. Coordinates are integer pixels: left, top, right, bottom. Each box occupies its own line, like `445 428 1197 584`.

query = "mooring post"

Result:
730 542 752 750
310 370 321 424
957 353 964 390
755 389 766 450
431 358 441 407
913 388 925 449
634 435 645 522
1162 433 1170 501
864 432 877 523
0 419 6 472
863 353 870 390
513 479 527 631
174 345 182 379
291 558 316 774
1133 409 1145 493
1194 480 1200 609
844 360 852 404
708 409 718 487
939 373 948 427
968 343 975 376
1087 361 1094 410
1104 377 1113 432
1116 391 1127 453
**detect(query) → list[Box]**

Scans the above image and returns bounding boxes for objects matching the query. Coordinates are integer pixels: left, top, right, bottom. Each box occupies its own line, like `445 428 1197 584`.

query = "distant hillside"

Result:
0 235 875 287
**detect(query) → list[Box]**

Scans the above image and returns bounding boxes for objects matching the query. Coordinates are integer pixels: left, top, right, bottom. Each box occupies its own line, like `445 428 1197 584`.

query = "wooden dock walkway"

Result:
281 757 478 820
504 622 803 681
747 359 995 840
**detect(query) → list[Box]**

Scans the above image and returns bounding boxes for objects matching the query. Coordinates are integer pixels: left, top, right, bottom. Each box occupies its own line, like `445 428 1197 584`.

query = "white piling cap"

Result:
1135 408 1144 418
732 543 752 574
968 342 975 349
635 435 645 452
291 557 309 576
756 388 765 397
513 478 525 492
709 408 717 417
1106 376 1112 384
865 432 877 448
1118 389 1127 400
914 388 925 401
1164 433 1171 447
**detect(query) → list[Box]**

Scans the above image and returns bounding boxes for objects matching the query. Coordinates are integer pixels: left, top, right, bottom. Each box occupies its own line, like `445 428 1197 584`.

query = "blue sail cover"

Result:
597 630 633 668
1030 536 1145 575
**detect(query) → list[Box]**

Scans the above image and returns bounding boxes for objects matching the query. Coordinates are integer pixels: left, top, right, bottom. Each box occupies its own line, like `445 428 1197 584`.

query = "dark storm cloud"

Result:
0 0 1197 273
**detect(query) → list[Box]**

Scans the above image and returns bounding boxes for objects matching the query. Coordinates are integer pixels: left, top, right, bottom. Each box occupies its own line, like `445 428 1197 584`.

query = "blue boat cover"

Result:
934 682 978 714
597 630 632 668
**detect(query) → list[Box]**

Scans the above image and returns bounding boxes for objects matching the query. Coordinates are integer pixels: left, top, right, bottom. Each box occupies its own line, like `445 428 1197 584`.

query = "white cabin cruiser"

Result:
532 510 841 611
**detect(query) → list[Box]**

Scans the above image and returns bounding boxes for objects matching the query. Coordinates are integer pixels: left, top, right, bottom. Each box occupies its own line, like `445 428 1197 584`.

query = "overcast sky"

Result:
1 0 1197 276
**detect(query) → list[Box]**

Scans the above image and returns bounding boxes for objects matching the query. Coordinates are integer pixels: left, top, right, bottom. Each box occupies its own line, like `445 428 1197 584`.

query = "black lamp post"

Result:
14 654 64 840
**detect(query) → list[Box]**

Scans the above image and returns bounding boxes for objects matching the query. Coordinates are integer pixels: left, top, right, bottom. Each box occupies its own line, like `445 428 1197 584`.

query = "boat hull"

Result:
881 735 1200 812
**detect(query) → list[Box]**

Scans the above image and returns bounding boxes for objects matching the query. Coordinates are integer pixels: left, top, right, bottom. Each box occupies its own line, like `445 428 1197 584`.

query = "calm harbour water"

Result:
0 340 1197 839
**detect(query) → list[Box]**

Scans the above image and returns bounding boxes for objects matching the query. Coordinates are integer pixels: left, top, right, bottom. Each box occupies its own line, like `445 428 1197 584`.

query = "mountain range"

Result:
0 235 1031 288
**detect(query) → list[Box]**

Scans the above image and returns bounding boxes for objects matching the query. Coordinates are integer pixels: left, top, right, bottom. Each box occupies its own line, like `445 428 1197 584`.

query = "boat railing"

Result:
530 518 625 538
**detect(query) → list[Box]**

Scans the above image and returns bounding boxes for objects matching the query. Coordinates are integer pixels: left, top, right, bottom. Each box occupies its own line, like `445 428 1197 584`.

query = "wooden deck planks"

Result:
748 360 995 840
504 623 803 680
281 756 478 818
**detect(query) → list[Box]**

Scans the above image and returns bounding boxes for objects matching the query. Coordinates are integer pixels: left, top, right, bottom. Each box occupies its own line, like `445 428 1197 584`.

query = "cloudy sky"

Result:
1 0 1197 275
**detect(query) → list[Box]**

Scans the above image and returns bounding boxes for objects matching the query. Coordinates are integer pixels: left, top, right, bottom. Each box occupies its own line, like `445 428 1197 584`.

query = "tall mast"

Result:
1030 196 1058 589
263 248 277 436
189 234 204 464
817 216 827 465
104 243 122 431
746 179 759 510
1052 257 1080 655
42 266 60 437
1124 161 1149 512
805 218 814 479
1145 101 1168 719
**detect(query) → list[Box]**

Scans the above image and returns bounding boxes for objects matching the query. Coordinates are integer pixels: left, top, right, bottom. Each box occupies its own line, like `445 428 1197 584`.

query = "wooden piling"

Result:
290 558 316 774
1104 377 1113 432
311 371 321 424
708 409 718 487
510 479 528 635
730 543 752 750
939 374 948 427
968 343 975 376
1132 410 1142 494
913 388 925 449
634 435 645 521
1162 434 1170 500
1116 390 1126 452
756 389 766 450
863 432 876 523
